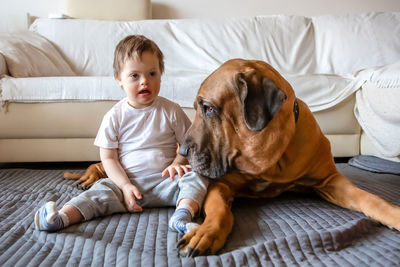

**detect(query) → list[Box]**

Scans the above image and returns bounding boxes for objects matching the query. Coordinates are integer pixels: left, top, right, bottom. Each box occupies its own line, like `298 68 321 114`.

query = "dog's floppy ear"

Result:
236 72 286 131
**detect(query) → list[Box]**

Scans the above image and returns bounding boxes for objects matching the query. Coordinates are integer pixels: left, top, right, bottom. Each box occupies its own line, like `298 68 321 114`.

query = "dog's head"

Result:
180 59 298 178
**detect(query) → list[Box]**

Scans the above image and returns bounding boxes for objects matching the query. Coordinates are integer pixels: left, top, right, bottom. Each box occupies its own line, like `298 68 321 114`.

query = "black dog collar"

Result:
294 100 299 123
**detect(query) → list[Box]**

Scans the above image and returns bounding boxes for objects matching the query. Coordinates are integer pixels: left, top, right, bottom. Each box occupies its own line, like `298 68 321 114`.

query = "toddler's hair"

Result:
113 35 164 78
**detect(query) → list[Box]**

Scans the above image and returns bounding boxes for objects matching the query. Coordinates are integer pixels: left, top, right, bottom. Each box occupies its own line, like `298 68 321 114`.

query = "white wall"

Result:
1 0 399 32
152 0 400 19
0 0 64 32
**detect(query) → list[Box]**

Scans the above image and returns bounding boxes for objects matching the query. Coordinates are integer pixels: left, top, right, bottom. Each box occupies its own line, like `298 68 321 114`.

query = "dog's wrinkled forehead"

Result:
197 59 291 103
194 73 228 110
237 60 291 93
199 66 235 94
197 61 245 100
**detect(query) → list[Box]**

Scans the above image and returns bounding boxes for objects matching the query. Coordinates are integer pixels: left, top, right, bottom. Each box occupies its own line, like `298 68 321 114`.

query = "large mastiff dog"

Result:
69 59 400 256
175 59 400 256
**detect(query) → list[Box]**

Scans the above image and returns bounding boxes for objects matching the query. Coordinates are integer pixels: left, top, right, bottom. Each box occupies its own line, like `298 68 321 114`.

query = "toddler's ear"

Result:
114 74 122 85
115 78 124 89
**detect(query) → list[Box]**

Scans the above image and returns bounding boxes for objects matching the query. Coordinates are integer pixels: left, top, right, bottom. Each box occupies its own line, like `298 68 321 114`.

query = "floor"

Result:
0 158 352 170
0 161 96 170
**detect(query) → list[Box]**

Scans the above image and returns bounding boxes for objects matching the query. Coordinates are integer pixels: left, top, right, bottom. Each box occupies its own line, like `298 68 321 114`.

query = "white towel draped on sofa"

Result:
354 62 400 158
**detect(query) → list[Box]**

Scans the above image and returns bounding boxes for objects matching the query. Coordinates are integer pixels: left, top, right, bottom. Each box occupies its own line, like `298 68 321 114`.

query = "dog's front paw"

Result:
177 223 226 257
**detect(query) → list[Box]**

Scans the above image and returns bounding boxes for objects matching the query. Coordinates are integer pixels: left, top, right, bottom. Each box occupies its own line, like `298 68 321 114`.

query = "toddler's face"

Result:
116 51 161 109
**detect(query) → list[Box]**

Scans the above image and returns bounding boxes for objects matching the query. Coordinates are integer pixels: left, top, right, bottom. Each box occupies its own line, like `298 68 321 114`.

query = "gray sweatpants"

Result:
66 171 209 221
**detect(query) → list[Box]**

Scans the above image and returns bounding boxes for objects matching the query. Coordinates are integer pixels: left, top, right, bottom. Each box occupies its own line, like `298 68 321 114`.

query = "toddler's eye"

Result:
131 74 139 79
150 71 156 76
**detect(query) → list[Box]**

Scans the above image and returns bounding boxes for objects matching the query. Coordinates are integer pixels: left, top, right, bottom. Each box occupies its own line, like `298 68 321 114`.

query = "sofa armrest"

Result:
0 53 8 77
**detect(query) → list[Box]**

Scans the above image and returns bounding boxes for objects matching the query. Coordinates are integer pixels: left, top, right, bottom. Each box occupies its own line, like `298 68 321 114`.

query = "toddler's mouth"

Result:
139 89 151 95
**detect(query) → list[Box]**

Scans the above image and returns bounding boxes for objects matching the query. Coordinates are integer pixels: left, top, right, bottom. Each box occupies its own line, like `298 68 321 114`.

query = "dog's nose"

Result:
179 143 189 157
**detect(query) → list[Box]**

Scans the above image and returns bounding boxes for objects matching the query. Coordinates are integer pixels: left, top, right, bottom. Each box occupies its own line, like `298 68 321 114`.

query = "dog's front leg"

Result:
316 173 400 231
177 181 235 256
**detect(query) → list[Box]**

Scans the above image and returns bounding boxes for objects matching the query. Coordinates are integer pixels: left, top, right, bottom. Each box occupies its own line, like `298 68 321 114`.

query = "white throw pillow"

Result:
0 30 75 77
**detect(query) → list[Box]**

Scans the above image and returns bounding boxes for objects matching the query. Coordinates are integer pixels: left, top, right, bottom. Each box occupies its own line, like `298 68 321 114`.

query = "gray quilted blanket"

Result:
0 163 399 266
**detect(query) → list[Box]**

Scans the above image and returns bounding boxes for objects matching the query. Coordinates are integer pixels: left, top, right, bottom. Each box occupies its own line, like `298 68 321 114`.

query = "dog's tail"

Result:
63 171 83 180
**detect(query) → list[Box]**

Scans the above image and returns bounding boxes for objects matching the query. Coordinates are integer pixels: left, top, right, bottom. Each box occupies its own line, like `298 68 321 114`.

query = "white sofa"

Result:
1 12 399 163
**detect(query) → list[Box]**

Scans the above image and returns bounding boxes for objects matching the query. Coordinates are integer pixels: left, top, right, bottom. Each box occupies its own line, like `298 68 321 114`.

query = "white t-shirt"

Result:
94 96 191 178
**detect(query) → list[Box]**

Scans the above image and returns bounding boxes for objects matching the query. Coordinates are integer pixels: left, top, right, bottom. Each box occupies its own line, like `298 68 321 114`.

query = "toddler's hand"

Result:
162 164 192 181
121 183 143 213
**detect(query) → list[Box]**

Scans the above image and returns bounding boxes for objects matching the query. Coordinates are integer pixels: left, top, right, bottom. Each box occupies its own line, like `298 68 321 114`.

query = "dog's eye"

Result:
203 104 216 117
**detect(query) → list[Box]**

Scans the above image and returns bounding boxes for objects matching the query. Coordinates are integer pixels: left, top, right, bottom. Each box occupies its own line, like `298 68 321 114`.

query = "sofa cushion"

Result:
0 76 124 102
0 73 361 112
30 16 315 77
0 53 7 76
0 30 75 78
30 13 400 78
312 12 400 74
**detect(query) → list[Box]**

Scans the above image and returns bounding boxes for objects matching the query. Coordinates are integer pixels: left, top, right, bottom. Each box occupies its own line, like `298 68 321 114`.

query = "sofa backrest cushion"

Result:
312 13 400 75
30 12 400 78
0 30 76 78
30 16 316 77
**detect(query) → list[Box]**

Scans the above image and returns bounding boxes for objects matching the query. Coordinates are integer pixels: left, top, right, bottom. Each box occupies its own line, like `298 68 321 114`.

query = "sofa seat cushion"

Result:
1 73 361 113
0 76 124 102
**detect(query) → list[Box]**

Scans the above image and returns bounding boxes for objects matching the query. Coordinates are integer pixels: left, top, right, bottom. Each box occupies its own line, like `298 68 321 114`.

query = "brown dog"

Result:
71 59 400 256
175 58 400 256
64 162 106 190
